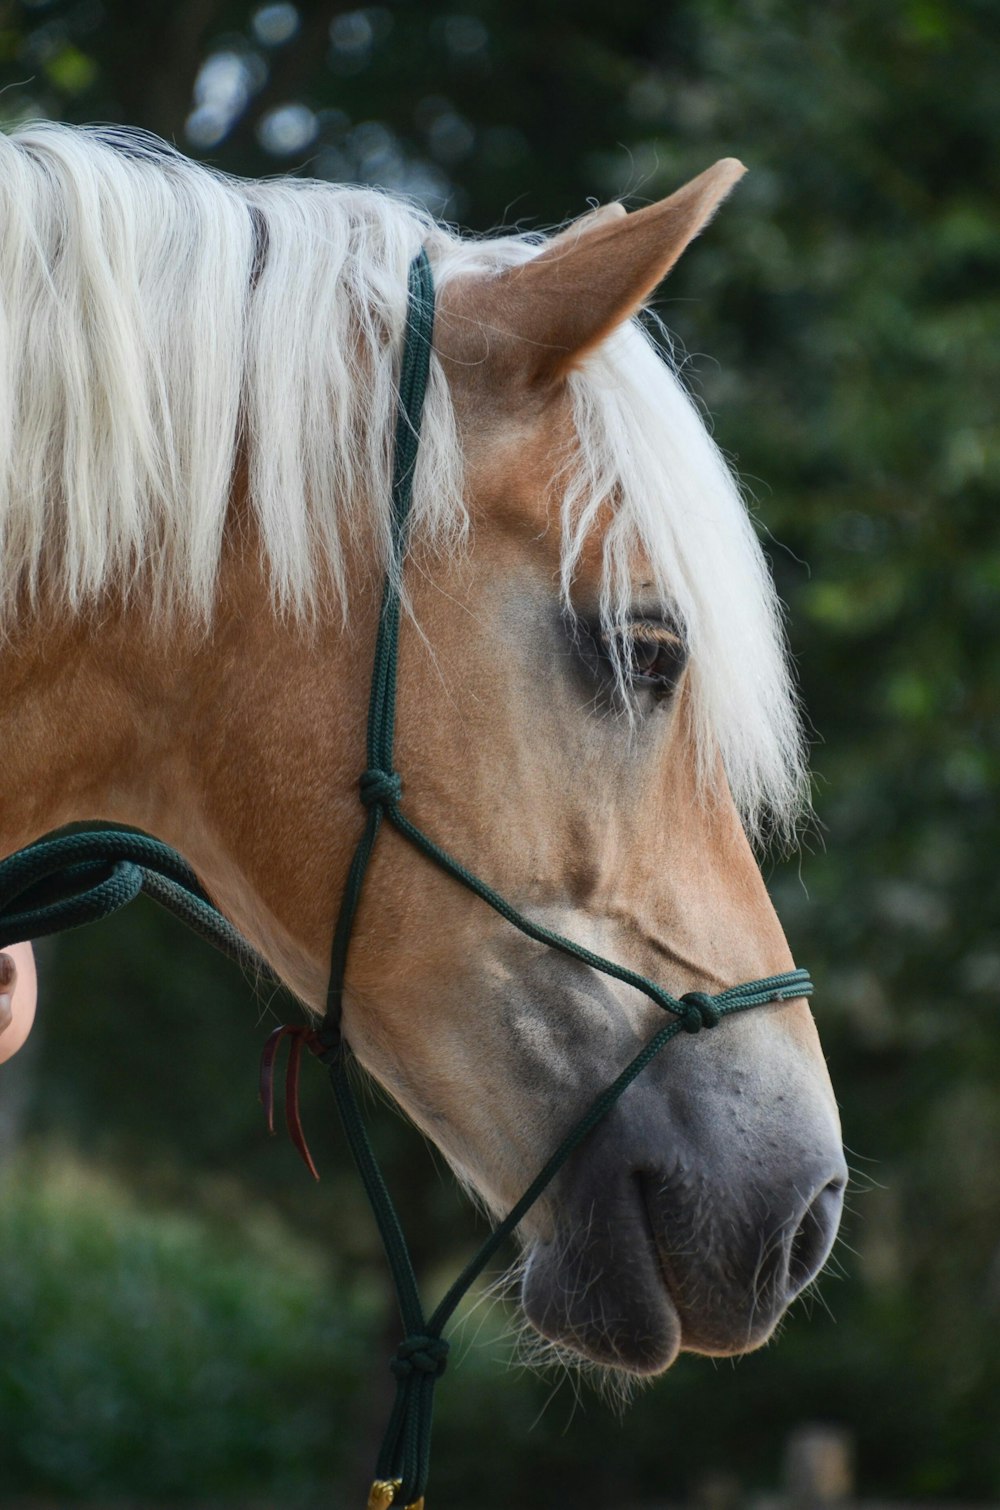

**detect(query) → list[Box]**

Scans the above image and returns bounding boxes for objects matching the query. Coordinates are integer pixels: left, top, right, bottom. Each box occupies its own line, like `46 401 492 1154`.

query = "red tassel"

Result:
259 1024 324 1180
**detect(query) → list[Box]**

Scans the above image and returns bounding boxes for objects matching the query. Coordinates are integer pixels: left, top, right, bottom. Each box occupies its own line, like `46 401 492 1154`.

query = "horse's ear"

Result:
438 160 745 389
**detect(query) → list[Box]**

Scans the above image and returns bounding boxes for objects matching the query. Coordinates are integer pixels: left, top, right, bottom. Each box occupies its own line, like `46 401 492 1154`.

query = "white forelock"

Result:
0 122 805 837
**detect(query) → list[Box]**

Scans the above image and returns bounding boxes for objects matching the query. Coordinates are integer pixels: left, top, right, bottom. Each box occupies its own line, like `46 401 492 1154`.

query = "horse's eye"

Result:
616 623 687 697
581 615 688 705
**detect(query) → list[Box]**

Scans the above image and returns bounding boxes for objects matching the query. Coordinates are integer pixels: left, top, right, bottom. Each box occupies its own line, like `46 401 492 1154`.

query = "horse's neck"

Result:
0 576 370 1007
0 610 156 848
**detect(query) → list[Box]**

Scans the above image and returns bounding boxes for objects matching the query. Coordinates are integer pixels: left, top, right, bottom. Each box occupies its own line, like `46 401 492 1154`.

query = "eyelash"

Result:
599 621 688 700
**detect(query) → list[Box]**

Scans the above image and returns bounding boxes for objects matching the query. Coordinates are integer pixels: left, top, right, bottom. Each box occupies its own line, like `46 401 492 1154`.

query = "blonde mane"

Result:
0 122 805 838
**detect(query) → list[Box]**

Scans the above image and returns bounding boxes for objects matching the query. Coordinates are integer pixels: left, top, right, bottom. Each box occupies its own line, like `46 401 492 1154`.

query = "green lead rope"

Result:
0 828 267 971
0 247 813 1510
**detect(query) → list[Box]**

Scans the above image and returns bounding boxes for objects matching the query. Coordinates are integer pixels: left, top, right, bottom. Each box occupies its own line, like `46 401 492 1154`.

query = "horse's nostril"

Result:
787 1177 845 1294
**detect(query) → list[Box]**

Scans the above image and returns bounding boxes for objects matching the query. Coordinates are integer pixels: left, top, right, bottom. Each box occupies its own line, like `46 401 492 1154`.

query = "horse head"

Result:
0 126 845 1378
341 163 846 1372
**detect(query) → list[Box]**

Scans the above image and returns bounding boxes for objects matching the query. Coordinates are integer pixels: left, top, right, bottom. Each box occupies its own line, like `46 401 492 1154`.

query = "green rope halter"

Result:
0 248 813 1510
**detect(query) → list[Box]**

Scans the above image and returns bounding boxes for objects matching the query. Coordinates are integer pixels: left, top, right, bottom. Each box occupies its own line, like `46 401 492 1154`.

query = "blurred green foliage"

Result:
0 1150 368 1501
1 0 998 1504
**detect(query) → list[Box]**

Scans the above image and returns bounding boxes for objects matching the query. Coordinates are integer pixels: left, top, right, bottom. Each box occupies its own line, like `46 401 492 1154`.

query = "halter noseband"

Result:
0 248 812 1510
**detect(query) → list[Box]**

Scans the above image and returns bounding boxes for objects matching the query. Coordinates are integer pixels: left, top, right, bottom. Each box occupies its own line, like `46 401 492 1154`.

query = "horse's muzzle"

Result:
520 1106 847 1373
640 1160 847 1356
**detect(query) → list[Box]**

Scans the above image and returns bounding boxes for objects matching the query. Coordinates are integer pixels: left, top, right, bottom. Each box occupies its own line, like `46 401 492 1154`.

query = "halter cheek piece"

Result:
0 249 812 1510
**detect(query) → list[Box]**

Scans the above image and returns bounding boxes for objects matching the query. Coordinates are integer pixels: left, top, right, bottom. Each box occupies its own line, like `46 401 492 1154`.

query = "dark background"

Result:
1 1 998 1504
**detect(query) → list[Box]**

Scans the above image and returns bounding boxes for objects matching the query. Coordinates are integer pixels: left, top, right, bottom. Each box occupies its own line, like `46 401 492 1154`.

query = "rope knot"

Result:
306 1024 344 1067
390 1334 449 1381
678 991 722 1033
360 768 403 809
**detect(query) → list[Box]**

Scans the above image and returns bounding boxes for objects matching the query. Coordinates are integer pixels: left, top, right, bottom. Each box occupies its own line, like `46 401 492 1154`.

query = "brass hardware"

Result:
367 1481 402 1510
365 1481 424 1510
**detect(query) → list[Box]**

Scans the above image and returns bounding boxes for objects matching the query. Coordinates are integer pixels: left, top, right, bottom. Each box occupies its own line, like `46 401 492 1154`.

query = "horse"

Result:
0 122 845 1381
